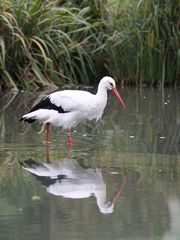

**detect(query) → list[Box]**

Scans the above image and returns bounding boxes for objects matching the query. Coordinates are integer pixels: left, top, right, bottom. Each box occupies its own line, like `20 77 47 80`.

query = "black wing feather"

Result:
29 96 67 113
19 159 66 187
34 175 67 187
20 96 69 123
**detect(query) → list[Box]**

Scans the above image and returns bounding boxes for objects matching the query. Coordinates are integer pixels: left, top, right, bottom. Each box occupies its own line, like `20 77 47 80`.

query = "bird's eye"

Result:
109 82 113 87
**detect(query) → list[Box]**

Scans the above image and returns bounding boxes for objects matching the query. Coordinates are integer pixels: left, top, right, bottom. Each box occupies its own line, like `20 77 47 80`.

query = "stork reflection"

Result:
20 158 126 214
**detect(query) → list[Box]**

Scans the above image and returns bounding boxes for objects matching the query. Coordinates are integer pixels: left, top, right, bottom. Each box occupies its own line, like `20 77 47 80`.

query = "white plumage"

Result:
21 158 125 214
22 90 106 129
20 76 125 144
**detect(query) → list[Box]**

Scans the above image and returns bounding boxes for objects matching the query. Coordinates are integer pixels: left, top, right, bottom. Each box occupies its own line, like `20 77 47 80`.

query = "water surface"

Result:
0 87 179 240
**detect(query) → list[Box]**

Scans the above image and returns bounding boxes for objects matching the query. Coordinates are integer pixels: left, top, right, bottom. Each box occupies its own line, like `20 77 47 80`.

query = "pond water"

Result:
0 87 179 240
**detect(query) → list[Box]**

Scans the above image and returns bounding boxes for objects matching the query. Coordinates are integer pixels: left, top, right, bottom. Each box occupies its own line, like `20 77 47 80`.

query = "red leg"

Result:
67 128 72 149
46 144 51 163
68 129 72 143
46 123 50 145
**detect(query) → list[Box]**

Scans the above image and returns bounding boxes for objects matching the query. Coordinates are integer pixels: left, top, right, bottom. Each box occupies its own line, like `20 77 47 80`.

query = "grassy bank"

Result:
0 0 179 90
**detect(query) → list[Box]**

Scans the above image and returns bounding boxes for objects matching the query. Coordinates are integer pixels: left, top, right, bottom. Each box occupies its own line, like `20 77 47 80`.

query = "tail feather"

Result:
19 117 36 123
19 159 40 168
19 109 50 124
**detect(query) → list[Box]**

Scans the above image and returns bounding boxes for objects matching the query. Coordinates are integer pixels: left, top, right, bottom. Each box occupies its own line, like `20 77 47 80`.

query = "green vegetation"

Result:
0 0 179 90
105 0 180 86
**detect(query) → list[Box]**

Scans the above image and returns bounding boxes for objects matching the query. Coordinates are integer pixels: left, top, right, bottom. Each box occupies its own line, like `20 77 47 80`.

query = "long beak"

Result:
112 87 126 109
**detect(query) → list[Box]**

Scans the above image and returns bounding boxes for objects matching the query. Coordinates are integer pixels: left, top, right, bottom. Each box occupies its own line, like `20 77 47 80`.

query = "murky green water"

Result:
0 87 179 240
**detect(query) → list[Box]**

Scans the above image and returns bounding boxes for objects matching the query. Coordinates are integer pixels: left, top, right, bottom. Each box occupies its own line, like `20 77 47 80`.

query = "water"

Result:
0 87 179 240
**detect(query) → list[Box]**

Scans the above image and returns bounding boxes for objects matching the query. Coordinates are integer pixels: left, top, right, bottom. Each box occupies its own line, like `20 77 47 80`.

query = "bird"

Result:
20 76 126 145
20 158 127 214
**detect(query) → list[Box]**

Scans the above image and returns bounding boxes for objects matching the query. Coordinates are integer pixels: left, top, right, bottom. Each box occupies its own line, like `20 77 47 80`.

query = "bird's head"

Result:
99 76 116 90
98 201 114 214
99 76 126 109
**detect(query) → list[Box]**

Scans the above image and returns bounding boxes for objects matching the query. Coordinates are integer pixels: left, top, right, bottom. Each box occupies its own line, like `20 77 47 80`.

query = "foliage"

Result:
0 0 179 90
101 0 180 86
0 0 99 90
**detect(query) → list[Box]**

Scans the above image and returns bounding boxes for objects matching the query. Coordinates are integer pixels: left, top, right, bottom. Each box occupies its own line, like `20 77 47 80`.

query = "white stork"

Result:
20 158 127 214
20 76 126 145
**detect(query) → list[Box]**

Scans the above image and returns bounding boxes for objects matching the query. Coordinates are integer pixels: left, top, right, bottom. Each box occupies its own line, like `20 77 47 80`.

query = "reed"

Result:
0 0 179 90
0 0 99 90
102 0 180 86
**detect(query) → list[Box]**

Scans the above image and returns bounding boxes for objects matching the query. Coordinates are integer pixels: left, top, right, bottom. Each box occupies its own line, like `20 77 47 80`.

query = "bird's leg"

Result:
67 128 72 149
45 123 50 145
45 144 51 163
38 124 45 134
68 129 72 143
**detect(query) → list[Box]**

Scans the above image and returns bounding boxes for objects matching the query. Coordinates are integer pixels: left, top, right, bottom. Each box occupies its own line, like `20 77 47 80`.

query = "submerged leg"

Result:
67 128 72 149
45 144 51 163
45 123 50 145
67 128 72 144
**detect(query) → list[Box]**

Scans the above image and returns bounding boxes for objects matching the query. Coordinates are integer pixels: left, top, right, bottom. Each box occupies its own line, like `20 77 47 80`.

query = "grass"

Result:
101 0 180 87
0 0 179 90
0 0 99 90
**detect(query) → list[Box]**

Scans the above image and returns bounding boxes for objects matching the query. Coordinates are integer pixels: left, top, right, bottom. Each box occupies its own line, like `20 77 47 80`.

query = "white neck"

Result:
93 85 108 121
96 83 108 97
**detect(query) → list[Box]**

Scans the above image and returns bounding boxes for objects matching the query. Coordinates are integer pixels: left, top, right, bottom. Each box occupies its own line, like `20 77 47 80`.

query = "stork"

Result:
20 76 126 145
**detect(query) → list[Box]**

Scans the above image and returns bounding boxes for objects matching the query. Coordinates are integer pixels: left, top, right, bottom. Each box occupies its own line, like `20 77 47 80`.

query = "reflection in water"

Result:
163 198 180 240
0 88 180 240
20 158 126 214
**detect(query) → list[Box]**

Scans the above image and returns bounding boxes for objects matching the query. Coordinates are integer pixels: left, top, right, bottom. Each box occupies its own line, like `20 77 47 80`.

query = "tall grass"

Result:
0 0 99 90
102 0 180 86
0 0 179 90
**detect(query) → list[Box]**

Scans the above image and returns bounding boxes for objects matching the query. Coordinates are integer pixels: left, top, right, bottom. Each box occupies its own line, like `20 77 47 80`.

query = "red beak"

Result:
112 87 126 109
111 177 127 204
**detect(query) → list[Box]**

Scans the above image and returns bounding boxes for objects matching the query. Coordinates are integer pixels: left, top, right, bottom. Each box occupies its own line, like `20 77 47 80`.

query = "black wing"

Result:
29 96 68 113
34 175 67 187
20 96 69 123
19 159 66 187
